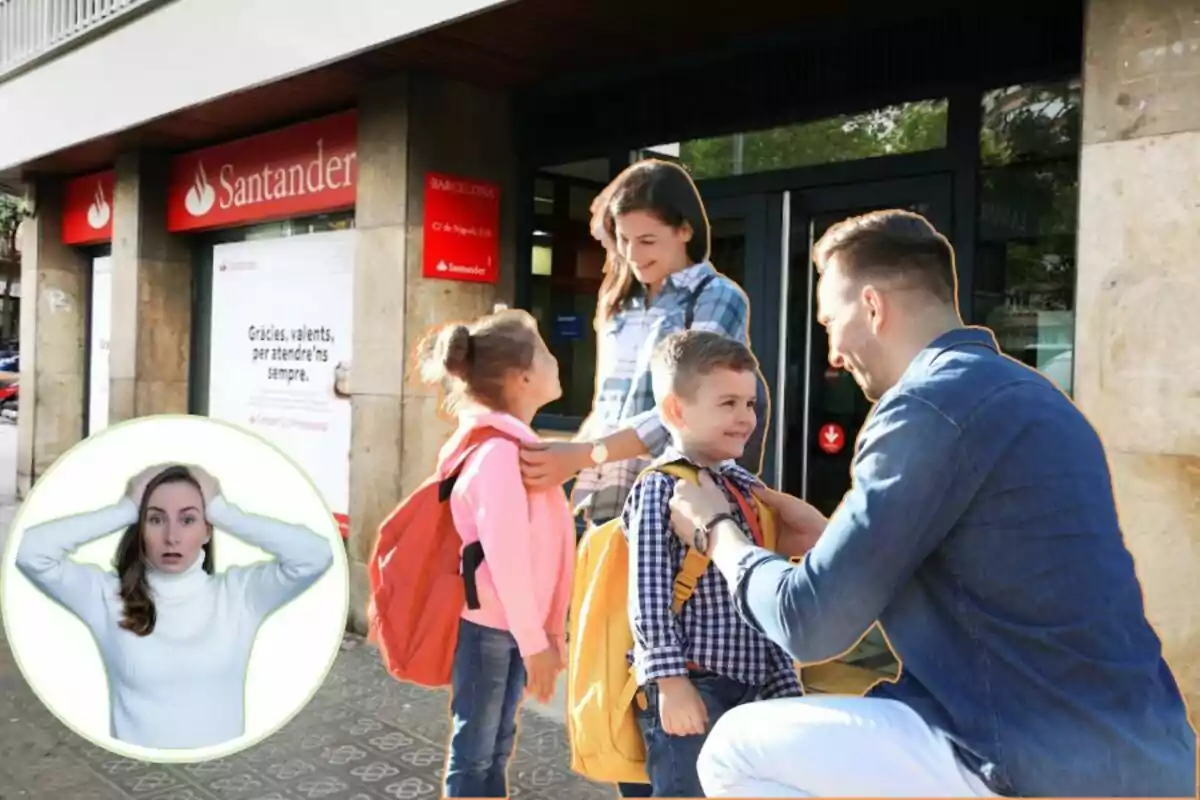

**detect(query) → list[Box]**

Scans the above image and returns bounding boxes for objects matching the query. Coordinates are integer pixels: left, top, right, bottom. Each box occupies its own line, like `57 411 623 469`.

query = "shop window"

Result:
974 80 1080 396
533 178 554 218
642 99 949 180
527 165 609 423
241 213 355 241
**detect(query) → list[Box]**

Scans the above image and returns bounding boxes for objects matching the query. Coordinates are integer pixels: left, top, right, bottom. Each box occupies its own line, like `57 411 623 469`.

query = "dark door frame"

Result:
703 192 785 487
782 173 955 500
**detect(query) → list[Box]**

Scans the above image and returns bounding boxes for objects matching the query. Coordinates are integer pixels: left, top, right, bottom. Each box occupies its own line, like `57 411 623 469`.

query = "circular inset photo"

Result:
0 414 349 763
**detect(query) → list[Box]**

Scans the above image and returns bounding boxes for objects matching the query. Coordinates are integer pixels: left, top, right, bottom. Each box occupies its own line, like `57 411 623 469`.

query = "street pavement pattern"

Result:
0 623 618 800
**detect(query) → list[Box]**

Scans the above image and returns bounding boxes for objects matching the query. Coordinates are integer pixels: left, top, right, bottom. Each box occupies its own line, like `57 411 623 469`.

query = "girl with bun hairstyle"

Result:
415 308 575 799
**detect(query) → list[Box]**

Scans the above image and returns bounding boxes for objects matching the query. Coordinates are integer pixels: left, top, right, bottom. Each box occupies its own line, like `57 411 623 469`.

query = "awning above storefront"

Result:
0 0 978 190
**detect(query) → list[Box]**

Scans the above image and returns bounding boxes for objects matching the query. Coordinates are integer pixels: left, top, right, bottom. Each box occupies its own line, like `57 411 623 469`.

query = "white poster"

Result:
88 256 112 437
209 230 354 531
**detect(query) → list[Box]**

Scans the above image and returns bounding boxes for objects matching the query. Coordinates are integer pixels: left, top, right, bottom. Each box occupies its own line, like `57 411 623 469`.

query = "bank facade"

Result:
2 0 1196 719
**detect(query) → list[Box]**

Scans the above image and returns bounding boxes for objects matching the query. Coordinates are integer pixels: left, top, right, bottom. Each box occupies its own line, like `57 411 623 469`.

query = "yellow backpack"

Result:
565 462 778 786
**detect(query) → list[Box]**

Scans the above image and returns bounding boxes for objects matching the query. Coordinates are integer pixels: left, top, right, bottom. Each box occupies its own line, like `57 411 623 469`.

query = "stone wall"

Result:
346 72 518 632
15 181 86 497
1077 0 1200 726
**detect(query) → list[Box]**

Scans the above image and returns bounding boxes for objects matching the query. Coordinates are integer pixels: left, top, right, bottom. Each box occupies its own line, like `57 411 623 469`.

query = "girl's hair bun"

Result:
440 325 472 379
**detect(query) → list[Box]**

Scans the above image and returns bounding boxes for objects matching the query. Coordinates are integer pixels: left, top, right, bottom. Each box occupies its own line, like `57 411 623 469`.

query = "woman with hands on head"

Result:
15 462 335 751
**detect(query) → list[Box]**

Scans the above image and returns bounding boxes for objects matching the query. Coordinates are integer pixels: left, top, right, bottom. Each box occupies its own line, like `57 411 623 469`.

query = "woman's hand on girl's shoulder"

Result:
518 440 590 489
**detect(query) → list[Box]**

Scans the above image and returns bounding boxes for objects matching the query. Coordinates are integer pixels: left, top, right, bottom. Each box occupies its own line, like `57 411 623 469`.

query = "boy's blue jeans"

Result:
444 619 527 798
635 670 760 798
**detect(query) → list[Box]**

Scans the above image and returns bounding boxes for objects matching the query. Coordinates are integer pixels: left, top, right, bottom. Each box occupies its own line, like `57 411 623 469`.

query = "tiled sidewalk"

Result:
0 469 614 800
0 626 617 800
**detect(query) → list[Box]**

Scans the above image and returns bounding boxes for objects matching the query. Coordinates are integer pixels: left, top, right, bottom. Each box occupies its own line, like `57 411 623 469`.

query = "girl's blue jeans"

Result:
443 619 527 798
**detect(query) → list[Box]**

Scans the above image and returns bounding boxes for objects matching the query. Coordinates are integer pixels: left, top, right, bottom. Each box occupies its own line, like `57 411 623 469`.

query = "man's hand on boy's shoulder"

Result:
752 485 828 556
667 471 733 550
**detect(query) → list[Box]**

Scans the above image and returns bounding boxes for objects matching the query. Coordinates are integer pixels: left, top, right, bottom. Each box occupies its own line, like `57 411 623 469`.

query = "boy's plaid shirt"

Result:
571 262 751 524
622 447 804 699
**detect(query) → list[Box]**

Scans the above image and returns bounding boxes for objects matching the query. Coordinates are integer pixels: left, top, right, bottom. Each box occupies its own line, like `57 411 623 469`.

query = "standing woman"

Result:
519 158 757 796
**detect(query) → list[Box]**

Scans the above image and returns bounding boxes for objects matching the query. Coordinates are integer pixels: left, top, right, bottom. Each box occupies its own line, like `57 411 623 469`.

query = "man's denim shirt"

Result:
733 328 1197 797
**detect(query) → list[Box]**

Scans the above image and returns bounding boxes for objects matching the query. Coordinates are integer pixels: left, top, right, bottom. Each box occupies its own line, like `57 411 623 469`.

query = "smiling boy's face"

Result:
141 481 210 573
666 367 758 464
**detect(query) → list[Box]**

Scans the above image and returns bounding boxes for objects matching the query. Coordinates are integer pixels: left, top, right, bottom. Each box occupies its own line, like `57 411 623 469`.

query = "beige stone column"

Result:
1077 0 1200 727
399 72 518 493
16 179 87 497
347 75 413 632
109 151 192 423
346 72 518 632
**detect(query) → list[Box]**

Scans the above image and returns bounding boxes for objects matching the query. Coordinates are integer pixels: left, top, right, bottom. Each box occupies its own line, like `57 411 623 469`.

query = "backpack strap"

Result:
683 273 717 328
719 475 765 548
646 462 768 615
437 426 520 611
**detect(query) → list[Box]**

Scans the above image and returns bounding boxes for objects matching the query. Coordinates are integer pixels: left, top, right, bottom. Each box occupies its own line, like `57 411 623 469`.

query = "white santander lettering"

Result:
307 139 326 194
326 156 343 189
219 164 235 210
272 167 289 198
288 164 305 195
430 176 496 199
205 136 356 213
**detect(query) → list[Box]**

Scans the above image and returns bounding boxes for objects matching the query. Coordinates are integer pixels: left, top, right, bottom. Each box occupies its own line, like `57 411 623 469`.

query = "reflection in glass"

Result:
709 216 747 288
528 169 606 420
975 80 1080 396
659 99 948 181
242 212 355 241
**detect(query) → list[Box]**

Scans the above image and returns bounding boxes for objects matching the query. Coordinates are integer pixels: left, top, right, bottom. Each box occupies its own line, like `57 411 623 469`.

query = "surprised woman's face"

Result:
141 481 209 573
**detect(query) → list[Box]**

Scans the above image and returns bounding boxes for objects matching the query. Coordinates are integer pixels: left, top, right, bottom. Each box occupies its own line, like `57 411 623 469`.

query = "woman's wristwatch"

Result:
693 512 738 555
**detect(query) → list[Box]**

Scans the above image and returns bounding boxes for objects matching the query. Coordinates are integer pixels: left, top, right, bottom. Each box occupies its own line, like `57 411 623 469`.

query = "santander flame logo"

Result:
86 181 111 230
184 162 217 217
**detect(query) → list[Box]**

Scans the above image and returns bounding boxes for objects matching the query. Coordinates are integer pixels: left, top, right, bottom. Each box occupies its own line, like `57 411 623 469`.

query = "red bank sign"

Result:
423 172 500 284
62 170 115 245
167 111 358 233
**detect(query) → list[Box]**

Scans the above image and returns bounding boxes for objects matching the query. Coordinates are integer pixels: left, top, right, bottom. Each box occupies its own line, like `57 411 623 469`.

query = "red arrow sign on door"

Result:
818 423 846 455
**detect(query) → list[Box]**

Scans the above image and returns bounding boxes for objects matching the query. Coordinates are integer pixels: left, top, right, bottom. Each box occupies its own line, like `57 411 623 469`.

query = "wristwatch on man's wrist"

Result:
693 512 737 555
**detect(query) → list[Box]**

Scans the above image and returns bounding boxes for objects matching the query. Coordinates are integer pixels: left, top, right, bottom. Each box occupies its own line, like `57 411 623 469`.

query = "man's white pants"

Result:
698 696 1001 798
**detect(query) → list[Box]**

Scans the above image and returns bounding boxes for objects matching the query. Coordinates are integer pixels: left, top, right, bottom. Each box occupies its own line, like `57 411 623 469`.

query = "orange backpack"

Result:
366 427 514 688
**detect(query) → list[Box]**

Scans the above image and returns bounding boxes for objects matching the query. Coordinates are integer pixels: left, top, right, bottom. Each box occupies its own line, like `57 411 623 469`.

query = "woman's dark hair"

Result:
592 159 712 328
114 465 214 637
414 308 544 416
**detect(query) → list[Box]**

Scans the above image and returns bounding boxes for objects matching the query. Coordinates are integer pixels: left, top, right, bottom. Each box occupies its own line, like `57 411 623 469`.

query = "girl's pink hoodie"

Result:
439 409 575 660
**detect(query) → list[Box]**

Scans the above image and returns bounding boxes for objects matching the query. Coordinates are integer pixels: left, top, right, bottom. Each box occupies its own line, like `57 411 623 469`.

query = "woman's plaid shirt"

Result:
571 262 752 523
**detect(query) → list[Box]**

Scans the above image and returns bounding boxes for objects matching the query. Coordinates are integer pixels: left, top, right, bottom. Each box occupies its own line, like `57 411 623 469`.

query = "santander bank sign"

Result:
166 111 357 233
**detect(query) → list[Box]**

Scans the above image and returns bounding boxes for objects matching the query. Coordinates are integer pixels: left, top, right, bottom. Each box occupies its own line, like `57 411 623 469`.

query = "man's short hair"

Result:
812 209 958 304
651 329 759 401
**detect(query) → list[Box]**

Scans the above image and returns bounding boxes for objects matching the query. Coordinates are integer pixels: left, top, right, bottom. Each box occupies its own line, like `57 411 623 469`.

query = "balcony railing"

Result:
0 0 167 81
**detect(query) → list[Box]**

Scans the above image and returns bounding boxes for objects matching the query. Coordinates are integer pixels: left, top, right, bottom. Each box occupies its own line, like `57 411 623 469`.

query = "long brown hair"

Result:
592 159 712 329
414 308 544 417
113 465 214 637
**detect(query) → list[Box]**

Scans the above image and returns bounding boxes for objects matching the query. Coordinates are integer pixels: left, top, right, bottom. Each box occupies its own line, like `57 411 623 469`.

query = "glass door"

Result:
703 194 784 488
783 175 954 693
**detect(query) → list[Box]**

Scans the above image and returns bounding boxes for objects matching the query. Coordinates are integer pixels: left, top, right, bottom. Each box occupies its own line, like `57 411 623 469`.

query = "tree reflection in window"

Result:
975 80 1081 396
675 99 949 180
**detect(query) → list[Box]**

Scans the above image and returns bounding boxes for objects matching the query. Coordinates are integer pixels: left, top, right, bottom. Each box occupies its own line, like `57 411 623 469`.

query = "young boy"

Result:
623 329 803 798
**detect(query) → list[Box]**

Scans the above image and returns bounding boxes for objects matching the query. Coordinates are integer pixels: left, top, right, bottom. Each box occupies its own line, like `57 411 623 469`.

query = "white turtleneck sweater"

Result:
14 493 336 750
